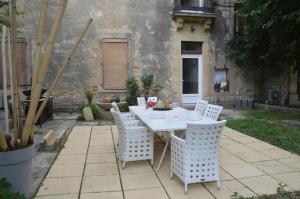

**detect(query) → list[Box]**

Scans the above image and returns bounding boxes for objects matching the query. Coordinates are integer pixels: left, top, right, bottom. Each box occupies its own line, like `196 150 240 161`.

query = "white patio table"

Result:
129 106 216 171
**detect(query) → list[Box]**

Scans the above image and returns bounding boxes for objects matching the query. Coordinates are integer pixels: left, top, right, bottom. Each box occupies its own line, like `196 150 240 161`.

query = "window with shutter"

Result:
0 38 27 89
101 40 128 90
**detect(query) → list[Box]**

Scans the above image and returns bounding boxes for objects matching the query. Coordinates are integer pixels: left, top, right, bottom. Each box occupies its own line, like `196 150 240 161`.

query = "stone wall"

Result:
16 0 256 110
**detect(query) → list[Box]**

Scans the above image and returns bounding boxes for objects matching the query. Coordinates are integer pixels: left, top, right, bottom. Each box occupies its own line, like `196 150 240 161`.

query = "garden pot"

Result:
0 144 34 197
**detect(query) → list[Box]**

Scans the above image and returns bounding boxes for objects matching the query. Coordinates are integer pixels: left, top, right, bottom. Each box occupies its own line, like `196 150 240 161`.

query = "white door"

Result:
181 55 203 104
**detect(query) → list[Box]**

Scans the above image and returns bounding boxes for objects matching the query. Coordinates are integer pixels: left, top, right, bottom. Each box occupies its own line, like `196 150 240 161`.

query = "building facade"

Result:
3 0 261 110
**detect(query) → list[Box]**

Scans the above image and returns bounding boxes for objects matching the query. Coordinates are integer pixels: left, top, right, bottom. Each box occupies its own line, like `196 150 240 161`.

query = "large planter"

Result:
0 144 34 197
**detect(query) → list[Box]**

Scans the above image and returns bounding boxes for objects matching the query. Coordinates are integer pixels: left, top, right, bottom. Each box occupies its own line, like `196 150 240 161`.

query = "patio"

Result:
35 125 300 199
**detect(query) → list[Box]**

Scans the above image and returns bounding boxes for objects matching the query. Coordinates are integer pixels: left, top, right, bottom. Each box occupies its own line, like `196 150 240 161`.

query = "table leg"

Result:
156 136 170 172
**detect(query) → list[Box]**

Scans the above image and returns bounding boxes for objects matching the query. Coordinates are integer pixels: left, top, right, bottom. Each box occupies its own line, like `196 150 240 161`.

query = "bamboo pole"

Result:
21 0 68 146
7 28 13 102
32 0 48 89
0 129 8 151
34 18 93 123
2 25 9 134
9 0 20 142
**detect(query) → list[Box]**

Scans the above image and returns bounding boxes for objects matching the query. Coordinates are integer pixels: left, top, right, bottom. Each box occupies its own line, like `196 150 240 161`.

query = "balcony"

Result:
172 0 216 31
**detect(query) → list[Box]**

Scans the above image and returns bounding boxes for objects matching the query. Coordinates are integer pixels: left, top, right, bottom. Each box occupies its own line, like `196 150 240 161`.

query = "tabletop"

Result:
129 106 216 132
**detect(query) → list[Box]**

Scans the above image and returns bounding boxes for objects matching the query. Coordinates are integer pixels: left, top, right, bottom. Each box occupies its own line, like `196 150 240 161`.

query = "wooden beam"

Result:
1 25 9 134
0 130 8 151
32 0 48 89
9 0 20 142
34 18 93 123
21 0 68 146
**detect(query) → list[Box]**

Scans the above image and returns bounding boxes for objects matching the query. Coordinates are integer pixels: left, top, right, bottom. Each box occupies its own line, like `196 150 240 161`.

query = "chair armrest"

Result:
123 120 144 128
125 126 150 134
170 133 185 145
120 112 135 120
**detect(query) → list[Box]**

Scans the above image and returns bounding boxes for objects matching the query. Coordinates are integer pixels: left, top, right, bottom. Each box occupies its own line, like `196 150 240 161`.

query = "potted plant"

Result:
77 89 101 125
126 77 139 105
0 0 92 196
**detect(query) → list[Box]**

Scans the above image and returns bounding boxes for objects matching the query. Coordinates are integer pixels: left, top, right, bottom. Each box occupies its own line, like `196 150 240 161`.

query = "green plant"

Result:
226 119 300 155
90 103 101 120
0 178 26 199
126 77 139 105
152 84 163 96
141 74 154 96
231 183 300 199
85 89 95 106
228 0 300 102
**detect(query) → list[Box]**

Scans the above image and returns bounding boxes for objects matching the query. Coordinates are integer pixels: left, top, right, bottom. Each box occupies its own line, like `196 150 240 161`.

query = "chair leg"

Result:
171 171 173 179
217 179 220 190
122 161 126 169
184 183 188 194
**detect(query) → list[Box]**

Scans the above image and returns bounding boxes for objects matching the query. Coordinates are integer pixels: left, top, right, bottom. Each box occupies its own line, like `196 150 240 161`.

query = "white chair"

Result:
194 99 208 115
203 104 223 121
110 109 154 168
170 120 226 193
137 97 146 107
111 102 135 120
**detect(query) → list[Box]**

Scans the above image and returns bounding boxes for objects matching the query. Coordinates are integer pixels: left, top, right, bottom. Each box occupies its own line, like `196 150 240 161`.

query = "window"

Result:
214 68 228 92
234 3 245 35
101 40 128 90
181 0 204 7
181 41 202 54
0 38 27 89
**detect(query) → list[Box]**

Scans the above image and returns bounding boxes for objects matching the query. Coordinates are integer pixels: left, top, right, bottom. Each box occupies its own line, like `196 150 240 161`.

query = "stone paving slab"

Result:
35 125 300 199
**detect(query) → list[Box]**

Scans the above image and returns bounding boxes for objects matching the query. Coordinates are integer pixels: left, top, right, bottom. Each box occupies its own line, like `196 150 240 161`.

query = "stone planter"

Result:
98 101 127 111
76 120 99 126
0 144 35 197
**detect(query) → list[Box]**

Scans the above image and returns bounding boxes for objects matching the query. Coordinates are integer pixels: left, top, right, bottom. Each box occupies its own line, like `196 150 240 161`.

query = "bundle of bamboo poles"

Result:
0 0 93 151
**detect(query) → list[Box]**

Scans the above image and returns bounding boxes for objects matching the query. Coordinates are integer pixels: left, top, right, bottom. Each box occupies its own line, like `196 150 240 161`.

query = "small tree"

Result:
228 0 300 102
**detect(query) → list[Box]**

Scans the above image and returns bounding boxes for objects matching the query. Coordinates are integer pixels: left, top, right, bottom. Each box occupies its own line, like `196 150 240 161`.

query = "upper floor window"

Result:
181 41 202 54
181 0 204 7
234 3 245 35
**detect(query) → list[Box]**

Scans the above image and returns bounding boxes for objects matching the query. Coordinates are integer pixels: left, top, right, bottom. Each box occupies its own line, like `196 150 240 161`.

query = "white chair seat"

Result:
111 109 153 168
170 120 226 193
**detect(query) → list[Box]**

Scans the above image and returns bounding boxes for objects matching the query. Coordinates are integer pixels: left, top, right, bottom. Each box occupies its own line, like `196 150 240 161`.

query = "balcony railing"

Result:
174 0 215 13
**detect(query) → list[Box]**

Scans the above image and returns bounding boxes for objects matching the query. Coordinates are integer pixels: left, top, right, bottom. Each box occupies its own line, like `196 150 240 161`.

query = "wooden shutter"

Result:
0 38 27 88
102 40 128 90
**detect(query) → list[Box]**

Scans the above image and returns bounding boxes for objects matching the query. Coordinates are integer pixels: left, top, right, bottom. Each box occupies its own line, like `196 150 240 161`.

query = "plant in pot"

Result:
126 77 139 105
78 89 101 122
111 93 120 103
0 0 92 196
141 73 154 99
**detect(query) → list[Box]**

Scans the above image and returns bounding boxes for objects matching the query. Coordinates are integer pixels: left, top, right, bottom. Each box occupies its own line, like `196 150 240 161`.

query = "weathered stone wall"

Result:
16 0 255 111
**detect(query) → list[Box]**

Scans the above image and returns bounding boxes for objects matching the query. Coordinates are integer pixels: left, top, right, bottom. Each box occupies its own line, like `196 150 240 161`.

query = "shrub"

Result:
0 178 26 199
126 77 139 105
85 89 94 106
90 103 101 120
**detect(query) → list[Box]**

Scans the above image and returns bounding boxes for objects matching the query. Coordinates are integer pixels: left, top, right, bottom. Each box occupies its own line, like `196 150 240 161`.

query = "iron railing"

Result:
175 0 215 13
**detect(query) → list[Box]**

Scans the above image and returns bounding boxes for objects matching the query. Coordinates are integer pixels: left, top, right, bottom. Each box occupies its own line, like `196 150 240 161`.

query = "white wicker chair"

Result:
170 120 226 193
111 102 135 120
137 97 146 107
194 99 208 115
203 104 223 121
111 109 153 168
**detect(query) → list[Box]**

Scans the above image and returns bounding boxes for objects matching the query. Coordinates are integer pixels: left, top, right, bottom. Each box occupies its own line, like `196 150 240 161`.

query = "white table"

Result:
129 106 216 171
